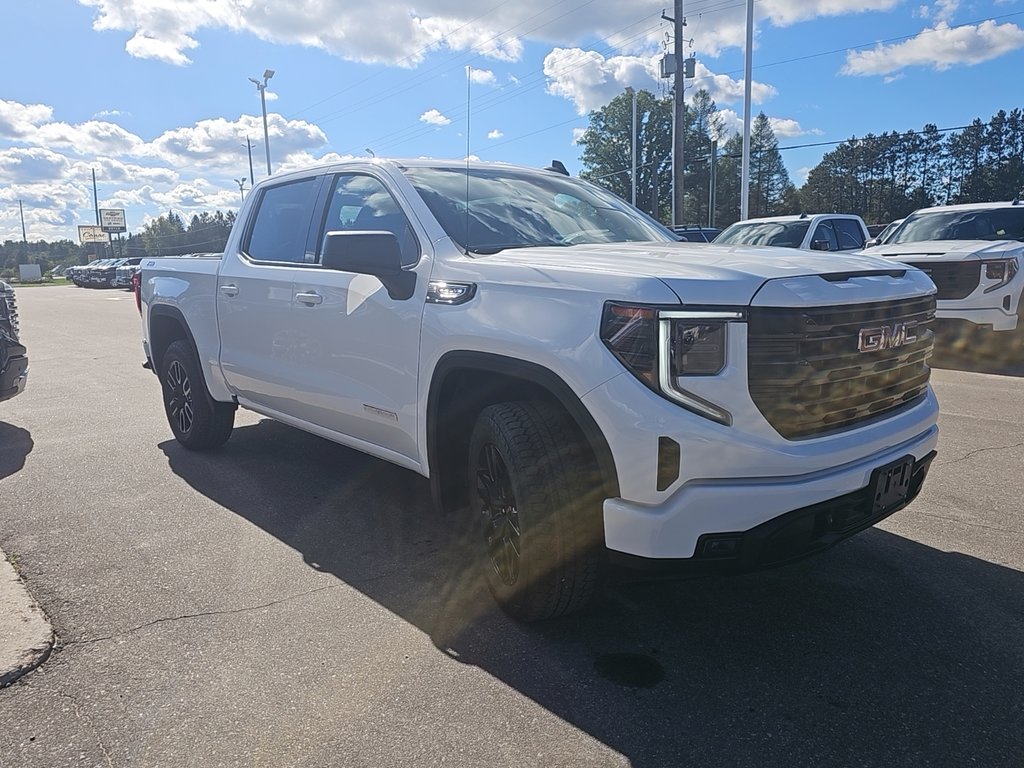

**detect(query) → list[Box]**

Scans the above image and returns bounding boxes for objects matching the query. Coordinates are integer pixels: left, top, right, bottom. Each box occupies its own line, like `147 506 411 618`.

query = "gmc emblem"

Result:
858 321 918 353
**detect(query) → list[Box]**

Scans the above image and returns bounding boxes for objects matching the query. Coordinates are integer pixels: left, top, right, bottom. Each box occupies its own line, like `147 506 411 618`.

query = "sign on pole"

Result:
78 225 110 244
98 208 127 233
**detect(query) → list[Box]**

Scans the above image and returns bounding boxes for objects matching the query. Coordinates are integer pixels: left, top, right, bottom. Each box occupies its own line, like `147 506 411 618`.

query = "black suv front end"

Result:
0 281 28 402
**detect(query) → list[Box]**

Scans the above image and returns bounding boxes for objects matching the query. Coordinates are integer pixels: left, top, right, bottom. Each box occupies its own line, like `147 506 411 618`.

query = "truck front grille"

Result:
747 296 935 439
903 261 980 299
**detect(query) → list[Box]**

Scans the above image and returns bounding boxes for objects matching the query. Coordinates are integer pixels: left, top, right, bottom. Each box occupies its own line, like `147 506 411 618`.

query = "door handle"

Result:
295 291 323 306
219 284 239 297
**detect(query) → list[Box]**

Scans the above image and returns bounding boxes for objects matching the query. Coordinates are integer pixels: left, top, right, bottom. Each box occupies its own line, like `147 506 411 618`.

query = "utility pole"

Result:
740 0 754 220
663 2 686 225
92 168 100 225
18 200 27 243
245 136 255 185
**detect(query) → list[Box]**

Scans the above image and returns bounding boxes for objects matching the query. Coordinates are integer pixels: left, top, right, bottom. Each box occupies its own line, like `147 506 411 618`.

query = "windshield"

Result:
890 208 1024 244
714 220 810 248
402 166 674 253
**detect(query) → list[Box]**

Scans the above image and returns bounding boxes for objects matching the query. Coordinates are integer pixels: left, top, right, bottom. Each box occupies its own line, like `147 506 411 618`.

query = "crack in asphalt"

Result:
62 584 338 648
55 688 114 768
934 441 1024 468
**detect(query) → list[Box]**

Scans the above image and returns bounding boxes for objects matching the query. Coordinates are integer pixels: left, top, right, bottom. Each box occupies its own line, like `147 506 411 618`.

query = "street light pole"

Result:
249 69 275 176
235 178 248 204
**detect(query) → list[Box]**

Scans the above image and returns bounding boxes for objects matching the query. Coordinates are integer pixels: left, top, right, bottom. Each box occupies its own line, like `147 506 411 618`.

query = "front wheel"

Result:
468 401 603 621
159 340 235 450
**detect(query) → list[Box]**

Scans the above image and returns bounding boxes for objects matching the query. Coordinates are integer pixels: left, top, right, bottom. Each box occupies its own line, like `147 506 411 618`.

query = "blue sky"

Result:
1 0 1022 241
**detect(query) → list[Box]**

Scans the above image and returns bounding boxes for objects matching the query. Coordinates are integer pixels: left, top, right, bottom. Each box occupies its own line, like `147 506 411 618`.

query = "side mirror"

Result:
321 230 416 300
810 239 832 251
865 238 880 248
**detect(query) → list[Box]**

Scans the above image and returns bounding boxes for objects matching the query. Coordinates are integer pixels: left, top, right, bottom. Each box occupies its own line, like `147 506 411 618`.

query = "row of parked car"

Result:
672 200 1024 343
66 257 144 289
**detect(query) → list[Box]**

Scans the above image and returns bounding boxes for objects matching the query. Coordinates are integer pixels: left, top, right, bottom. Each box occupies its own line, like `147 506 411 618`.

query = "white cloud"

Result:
704 110 817 140
34 120 146 156
918 0 959 23
543 48 661 114
93 109 130 119
843 20 1024 75
147 113 328 171
419 108 451 127
0 148 71 183
572 127 587 145
73 0 912 75
0 98 335 241
0 99 54 140
468 68 497 86
768 117 821 138
487 129 504 139
543 48 775 115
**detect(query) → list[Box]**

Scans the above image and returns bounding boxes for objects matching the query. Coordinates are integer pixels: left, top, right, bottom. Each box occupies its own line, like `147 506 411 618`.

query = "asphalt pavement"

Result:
0 284 1022 767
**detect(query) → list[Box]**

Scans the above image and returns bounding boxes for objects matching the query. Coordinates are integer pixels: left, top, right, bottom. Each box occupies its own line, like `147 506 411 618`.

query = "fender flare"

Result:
426 350 620 511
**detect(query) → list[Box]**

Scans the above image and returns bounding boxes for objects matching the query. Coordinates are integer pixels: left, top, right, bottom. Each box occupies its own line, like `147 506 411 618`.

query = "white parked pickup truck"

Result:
861 201 1024 338
141 159 940 620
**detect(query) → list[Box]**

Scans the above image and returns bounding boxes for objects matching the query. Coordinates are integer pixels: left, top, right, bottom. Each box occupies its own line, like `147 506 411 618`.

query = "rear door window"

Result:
244 178 320 263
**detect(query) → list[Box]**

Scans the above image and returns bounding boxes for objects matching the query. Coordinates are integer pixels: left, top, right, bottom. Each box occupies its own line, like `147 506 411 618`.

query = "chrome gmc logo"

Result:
858 321 918 352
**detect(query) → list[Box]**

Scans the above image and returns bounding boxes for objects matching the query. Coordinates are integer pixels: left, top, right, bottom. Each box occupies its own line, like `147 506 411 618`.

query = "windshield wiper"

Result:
466 242 569 255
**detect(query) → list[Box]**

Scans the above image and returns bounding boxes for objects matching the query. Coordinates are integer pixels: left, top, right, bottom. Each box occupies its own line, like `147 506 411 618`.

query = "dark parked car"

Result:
671 225 721 243
0 280 28 402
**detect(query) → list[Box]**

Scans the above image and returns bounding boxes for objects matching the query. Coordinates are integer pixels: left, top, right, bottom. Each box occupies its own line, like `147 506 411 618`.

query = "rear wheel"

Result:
160 340 235 450
468 401 603 621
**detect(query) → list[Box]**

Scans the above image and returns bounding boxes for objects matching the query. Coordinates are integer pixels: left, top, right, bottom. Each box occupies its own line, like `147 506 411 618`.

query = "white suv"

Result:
715 214 869 252
862 201 1023 336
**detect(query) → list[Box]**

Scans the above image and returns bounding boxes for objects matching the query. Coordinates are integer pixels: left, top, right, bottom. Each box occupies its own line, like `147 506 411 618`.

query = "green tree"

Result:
578 89 673 221
748 113 796 217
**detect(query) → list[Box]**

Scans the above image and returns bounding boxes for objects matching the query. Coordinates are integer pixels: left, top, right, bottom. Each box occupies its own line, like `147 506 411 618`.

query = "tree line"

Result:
0 210 236 279
578 91 1024 227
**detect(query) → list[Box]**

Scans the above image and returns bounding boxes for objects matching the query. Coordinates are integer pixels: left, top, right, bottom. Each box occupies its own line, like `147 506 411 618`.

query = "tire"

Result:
468 401 603 622
159 340 235 450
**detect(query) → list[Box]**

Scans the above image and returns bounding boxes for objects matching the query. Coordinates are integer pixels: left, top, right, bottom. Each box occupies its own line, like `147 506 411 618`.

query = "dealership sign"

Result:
78 225 110 244
99 208 127 233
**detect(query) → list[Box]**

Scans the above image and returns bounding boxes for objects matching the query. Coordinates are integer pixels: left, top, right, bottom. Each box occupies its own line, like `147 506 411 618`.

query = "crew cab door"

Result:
287 172 428 463
217 175 321 413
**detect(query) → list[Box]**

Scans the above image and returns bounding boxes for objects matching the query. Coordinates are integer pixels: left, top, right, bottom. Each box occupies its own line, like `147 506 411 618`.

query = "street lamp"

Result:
248 69 275 176
235 177 248 204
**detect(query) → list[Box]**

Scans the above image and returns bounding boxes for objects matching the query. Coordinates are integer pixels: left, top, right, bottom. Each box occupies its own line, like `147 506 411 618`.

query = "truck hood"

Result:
476 241 927 305
863 239 1024 262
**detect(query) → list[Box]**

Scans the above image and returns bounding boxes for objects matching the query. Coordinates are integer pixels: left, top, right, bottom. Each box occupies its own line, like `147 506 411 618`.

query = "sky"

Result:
1 0 1022 242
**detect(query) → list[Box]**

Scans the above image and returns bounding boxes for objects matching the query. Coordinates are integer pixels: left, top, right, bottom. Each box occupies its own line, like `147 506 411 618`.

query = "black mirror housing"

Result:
810 239 832 251
321 230 416 300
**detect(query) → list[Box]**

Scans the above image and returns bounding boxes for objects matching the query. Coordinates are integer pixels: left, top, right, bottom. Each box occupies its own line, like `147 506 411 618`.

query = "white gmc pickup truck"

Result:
141 159 940 620
862 201 1024 339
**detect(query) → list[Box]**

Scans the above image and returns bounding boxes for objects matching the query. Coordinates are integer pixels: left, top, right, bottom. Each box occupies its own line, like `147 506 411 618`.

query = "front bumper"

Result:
595 366 940 560
936 305 1019 332
609 451 935 573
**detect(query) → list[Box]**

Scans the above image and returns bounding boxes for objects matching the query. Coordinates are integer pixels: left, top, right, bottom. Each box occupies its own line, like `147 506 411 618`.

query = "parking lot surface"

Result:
0 285 1022 767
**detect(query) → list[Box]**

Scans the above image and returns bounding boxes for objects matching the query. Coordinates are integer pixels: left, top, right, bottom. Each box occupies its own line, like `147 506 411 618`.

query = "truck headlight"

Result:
601 303 739 425
982 257 1019 293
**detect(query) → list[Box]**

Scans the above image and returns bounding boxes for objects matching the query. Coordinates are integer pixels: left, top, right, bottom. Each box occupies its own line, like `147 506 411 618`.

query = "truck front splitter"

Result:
608 451 936 579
